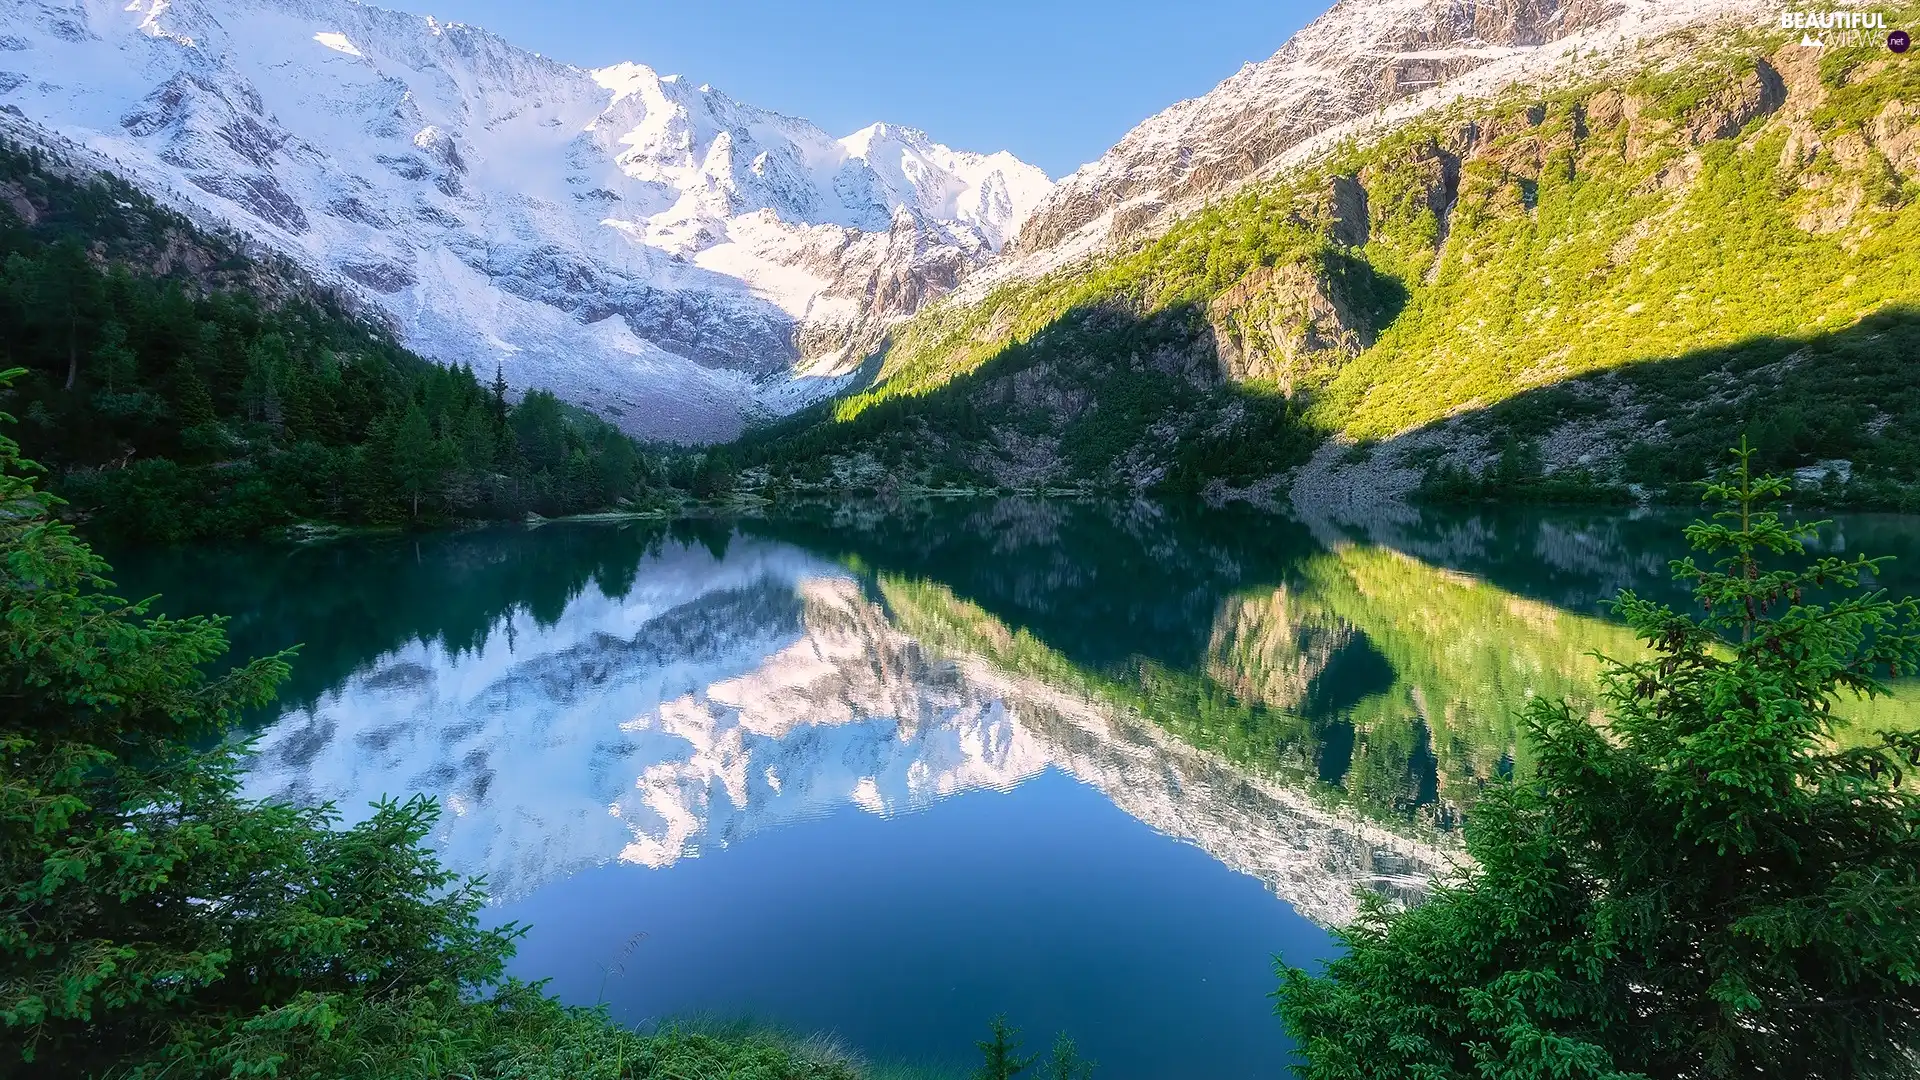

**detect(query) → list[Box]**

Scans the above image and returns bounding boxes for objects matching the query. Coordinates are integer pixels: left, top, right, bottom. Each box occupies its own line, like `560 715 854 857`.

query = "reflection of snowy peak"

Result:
613 577 1048 868
0 0 1050 439
242 534 1436 925
242 540 1049 900
952 656 1439 926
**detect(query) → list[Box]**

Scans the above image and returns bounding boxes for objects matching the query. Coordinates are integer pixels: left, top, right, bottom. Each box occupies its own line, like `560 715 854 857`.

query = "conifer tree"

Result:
598 425 638 504
974 1016 1036 1080
0 368 519 1075
490 362 510 425
459 400 496 474
393 401 437 520
91 319 135 393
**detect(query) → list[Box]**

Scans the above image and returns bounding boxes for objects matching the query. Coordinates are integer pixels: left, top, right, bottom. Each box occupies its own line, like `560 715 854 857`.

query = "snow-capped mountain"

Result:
0 0 1050 439
0 0 1769 440
1005 0 1762 268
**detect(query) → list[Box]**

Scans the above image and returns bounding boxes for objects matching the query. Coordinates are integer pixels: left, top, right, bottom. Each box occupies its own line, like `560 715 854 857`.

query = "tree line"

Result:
0 138 684 543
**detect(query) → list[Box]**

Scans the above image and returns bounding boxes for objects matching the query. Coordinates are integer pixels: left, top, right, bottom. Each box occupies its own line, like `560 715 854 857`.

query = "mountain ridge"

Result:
989 0 1765 283
0 0 1051 439
731 8 1920 510
0 0 1780 446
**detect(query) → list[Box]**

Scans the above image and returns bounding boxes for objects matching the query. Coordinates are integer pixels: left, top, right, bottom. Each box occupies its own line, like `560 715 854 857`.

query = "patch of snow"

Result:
312 29 360 55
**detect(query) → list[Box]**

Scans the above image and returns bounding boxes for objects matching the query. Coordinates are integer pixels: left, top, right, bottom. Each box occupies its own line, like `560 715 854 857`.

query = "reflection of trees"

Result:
746 498 1319 673
751 500 1677 831
1210 540 1919 822
878 574 1413 831
1245 546 1643 822
106 522 676 710
873 532 1656 831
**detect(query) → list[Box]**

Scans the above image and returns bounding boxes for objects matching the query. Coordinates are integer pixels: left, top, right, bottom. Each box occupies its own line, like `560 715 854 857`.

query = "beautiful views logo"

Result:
1780 9 1901 48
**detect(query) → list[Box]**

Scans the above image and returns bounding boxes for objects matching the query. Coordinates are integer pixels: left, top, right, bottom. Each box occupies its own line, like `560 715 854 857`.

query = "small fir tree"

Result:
393 400 437 520
975 1015 1037 1080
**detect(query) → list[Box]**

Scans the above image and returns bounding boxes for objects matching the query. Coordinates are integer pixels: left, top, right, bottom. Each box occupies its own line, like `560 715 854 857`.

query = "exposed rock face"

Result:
1207 260 1372 391
1869 99 1920 182
0 0 1051 440
1685 59 1787 144
1285 35 1912 516
1008 0 1633 260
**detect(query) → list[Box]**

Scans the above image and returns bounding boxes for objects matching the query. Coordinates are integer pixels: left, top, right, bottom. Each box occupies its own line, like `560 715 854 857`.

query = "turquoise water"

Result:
108 501 1920 1078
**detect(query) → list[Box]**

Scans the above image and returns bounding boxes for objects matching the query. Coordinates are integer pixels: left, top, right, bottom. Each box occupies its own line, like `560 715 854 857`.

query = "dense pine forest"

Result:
0 138 672 542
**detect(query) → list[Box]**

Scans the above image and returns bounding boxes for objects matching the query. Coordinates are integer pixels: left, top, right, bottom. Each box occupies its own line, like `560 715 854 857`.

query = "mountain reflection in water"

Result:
107 501 1920 1077
228 523 1444 926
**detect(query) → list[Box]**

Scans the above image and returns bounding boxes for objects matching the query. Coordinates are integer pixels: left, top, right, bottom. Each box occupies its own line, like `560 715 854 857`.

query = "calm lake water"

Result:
108 501 1920 1078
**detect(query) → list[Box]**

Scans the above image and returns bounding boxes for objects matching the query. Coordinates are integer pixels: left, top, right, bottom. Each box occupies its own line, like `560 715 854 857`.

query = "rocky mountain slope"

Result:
997 0 1759 272
740 6 1920 510
0 0 1050 440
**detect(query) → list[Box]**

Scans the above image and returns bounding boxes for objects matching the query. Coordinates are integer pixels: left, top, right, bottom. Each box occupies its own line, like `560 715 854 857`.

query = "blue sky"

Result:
418 0 1329 178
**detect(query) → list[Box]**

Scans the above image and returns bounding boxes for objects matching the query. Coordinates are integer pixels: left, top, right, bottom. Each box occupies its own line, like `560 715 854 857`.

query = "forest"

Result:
0 138 674 542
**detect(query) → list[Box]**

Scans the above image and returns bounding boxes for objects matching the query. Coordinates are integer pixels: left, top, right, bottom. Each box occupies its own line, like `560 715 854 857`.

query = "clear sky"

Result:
412 0 1330 178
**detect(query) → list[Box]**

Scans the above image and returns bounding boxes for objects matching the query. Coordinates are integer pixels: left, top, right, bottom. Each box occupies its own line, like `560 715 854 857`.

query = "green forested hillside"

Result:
0 139 661 541
734 21 1920 506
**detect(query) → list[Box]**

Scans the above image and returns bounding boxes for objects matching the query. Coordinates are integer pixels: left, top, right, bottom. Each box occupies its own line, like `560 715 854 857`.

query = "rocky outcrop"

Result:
1685 59 1786 144
1207 260 1372 391
1360 135 1464 250
1868 98 1920 182
1205 587 1358 711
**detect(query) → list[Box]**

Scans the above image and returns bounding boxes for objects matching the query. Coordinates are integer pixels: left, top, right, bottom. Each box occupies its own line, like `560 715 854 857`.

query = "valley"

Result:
7 1 1920 1077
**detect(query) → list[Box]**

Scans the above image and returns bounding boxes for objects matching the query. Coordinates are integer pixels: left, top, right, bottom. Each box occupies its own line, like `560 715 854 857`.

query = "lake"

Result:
106 500 1920 1078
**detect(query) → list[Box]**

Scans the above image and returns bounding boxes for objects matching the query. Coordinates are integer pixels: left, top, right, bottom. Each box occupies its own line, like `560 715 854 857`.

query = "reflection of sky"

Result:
493 770 1340 1080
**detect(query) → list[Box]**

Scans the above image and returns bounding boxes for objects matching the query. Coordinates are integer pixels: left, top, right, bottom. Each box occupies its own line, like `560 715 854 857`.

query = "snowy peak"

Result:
837 121 1053 249
0 0 1052 440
